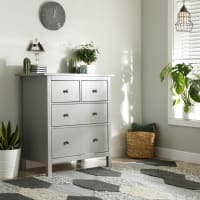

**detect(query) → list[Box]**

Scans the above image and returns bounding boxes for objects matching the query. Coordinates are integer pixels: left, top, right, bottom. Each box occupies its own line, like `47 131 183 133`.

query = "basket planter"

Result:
0 149 21 179
126 131 155 158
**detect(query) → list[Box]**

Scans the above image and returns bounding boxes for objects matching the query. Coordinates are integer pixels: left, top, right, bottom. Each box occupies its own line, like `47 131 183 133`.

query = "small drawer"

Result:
52 81 80 102
52 103 108 126
52 126 108 158
82 81 107 101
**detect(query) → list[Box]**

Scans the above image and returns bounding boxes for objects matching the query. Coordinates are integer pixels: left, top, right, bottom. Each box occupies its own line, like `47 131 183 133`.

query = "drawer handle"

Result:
92 89 98 93
63 90 69 93
92 112 98 116
93 138 98 142
63 113 69 117
64 141 69 145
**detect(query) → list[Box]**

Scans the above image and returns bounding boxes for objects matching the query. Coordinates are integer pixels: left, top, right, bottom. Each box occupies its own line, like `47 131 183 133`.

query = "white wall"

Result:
142 0 200 155
0 0 141 157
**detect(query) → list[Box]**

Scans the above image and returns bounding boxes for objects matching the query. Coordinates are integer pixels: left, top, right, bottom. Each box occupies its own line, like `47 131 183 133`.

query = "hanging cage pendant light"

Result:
175 0 193 32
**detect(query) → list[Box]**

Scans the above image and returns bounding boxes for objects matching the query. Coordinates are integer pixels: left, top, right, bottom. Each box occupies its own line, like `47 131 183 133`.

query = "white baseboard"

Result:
156 147 200 164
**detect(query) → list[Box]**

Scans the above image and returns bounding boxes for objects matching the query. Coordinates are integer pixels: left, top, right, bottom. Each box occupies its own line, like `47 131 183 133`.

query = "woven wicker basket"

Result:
126 131 156 158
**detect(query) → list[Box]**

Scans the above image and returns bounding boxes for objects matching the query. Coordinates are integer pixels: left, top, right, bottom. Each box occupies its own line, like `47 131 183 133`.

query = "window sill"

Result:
168 117 200 128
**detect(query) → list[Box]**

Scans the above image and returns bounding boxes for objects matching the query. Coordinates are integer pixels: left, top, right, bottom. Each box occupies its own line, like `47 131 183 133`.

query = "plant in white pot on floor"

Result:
0 121 21 179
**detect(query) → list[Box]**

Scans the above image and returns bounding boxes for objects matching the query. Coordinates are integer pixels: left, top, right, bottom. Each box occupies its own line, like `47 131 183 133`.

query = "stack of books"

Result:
30 65 47 73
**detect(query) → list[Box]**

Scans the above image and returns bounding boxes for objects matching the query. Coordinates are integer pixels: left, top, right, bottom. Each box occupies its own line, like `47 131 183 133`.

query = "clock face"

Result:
39 1 66 30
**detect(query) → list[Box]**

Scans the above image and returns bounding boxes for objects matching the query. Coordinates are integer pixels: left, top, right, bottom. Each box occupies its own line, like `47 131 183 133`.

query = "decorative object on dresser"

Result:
73 42 99 74
0 121 21 179
27 38 46 73
20 73 112 177
23 57 31 75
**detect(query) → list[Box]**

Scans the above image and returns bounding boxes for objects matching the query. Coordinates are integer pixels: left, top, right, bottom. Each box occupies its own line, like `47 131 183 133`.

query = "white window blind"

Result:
174 0 200 74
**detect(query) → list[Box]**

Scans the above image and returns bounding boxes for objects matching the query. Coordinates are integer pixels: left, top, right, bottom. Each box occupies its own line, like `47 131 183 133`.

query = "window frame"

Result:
167 0 200 127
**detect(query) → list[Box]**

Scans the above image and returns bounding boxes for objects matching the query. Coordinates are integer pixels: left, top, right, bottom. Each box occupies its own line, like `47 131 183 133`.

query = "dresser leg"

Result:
46 164 52 178
106 156 112 167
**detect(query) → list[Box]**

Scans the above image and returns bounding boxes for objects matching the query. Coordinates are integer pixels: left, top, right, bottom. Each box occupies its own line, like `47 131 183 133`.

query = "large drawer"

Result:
82 81 107 101
52 126 108 158
52 81 80 102
52 103 108 126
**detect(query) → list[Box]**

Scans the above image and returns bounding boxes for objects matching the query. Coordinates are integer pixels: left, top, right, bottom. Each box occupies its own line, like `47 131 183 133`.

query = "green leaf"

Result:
1 122 8 148
189 80 200 102
160 64 172 82
172 98 181 106
7 121 11 143
176 63 193 76
10 131 19 149
171 71 185 94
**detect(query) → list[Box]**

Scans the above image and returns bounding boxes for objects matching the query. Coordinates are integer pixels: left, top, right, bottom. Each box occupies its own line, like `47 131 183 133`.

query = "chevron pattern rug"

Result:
1 160 200 200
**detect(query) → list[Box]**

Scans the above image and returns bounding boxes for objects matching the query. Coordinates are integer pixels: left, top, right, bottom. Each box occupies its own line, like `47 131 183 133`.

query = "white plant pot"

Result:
87 64 96 74
0 149 21 180
183 106 195 120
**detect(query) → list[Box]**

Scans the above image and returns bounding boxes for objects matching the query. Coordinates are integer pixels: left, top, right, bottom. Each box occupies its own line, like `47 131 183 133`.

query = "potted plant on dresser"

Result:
0 121 21 179
73 42 99 73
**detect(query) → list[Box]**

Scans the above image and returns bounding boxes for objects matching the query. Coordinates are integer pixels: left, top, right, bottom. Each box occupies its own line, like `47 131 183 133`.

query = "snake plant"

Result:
0 121 20 150
160 63 200 113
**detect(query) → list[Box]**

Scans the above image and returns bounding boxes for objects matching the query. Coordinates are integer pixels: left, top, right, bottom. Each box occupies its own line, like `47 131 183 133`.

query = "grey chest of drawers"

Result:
20 73 112 177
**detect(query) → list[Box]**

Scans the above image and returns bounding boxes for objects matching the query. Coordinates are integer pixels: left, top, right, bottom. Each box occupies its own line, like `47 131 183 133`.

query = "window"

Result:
168 0 200 127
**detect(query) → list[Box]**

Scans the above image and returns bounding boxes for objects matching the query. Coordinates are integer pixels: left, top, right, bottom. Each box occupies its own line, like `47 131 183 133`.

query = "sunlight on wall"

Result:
120 49 134 126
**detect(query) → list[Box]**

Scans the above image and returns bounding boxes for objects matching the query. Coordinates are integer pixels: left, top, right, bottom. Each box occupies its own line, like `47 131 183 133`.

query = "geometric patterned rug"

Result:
78 167 121 177
1 160 200 200
136 158 177 167
141 168 200 190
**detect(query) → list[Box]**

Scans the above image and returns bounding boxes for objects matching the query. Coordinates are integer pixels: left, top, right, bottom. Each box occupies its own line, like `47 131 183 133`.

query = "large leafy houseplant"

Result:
160 63 200 113
0 121 20 150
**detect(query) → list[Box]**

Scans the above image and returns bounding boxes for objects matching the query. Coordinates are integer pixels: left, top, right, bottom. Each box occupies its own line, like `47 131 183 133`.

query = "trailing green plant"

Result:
160 63 200 113
0 121 20 150
74 42 99 65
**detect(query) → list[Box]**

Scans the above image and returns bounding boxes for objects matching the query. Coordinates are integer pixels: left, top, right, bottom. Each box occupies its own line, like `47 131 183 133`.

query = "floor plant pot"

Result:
0 149 21 179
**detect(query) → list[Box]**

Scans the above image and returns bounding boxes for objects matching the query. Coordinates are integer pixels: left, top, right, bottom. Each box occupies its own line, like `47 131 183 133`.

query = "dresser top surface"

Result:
18 73 114 78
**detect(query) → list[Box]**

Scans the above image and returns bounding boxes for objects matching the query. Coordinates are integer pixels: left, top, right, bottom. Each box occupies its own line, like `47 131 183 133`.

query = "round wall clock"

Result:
39 1 66 30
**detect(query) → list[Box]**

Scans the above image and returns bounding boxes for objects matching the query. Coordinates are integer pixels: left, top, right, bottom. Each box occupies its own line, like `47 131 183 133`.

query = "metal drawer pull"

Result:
92 89 98 93
63 141 69 145
63 113 69 117
63 90 69 93
93 138 98 142
92 112 98 116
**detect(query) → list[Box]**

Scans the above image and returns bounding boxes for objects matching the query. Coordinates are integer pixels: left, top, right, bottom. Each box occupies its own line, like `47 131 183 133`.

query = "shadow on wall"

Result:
0 59 22 124
58 47 75 73
120 49 134 134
